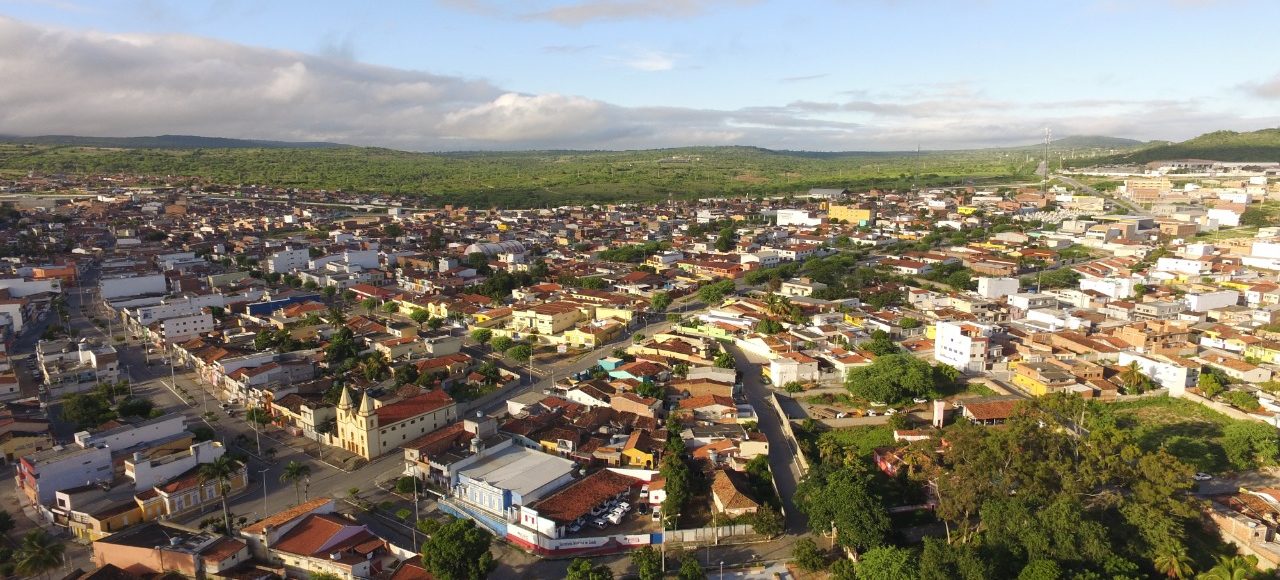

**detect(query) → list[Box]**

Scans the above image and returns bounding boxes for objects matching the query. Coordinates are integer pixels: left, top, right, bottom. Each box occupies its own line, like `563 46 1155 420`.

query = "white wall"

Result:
1185 290 1240 312
99 274 166 299
976 277 1019 300
0 278 59 297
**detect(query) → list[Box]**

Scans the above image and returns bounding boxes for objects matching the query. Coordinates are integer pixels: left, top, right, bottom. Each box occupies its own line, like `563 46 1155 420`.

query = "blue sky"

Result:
1 0 1278 150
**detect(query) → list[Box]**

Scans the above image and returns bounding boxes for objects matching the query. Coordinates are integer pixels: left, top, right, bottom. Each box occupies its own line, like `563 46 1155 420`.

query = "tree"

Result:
470 328 493 346
751 505 784 536
61 393 115 429
410 309 430 324
793 537 827 571
715 226 735 252
1152 543 1194 579
1223 421 1280 470
14 530 64 580
491 336 514 352
361 297 379 315
845 353 937 404
755 318 784 334
1118 362 1153 395
566 558 614 580
794 465 891 556
631 546 663 580
858 546 919 580
1197 554 1260 580
381 301 399 314
116 397 154 418
280 460 312 505
714 351 735 369
1198 372 1225 398
1222 390 1260 412
1241 207 1272 228
651 291 672 312
420 517 495 580
0 511 13 537
506 344 533 362
677 552 706 580
197 457 240 536
383 223 404 237
1017 560 1062 580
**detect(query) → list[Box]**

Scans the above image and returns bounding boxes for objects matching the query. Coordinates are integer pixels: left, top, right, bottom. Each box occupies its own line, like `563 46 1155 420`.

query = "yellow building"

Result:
828 204 873 225
334 388 458 460
1011 362 1077 397
511 302 584 336
0 431 54 463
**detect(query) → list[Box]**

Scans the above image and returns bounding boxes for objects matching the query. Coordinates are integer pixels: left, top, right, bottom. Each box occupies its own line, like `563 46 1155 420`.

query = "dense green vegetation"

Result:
0 143 1038 206
791 393 1248 579
1074 128 1280 166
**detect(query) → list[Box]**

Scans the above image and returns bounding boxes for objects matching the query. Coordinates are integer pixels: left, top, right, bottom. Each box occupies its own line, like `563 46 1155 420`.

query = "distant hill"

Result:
0 134 346 149
1048 135 1145 149
1074 128 1280 166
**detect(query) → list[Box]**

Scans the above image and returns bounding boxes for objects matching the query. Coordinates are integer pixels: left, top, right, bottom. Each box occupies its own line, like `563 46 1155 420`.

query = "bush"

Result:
1223 390 1260 412
793 538 828 571
395 476 418 494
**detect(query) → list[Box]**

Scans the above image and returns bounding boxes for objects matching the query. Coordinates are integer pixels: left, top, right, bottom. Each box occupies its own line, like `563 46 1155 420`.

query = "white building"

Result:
1079 277 1136 300
1185 290 1240 312
1118 351 1199 397
769 352 820 387
776 209 823 228
934 321 999 373
126 440 225 490
160 312 214 344
976 277 1019 300
266 248 310 274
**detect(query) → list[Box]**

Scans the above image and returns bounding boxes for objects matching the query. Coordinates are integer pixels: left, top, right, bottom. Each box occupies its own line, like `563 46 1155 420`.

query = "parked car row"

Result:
567 493 647 534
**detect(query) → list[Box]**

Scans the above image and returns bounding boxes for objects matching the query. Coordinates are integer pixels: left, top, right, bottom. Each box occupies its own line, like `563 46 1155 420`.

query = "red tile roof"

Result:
528 470 640 524
242 497 333 535
374 389 455 425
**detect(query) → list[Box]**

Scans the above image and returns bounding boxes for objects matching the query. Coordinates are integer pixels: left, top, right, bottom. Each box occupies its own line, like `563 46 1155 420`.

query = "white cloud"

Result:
520 0 758 25
1242 72 1280 99
0 16 1273 152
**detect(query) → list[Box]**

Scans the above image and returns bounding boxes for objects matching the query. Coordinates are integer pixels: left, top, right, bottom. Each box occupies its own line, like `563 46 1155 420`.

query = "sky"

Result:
1 0 1279 151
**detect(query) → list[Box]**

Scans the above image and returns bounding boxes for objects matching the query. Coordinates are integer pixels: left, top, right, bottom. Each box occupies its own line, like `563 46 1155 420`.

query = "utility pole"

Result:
1043 127 1052 193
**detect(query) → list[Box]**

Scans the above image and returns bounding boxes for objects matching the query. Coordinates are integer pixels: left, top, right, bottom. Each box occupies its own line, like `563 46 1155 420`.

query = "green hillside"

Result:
1070 128 1280 166
0 143 1042 207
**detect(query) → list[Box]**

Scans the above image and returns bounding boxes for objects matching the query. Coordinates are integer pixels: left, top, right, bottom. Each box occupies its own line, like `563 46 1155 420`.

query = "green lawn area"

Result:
1090 396 1235 472
1193 226 1259 242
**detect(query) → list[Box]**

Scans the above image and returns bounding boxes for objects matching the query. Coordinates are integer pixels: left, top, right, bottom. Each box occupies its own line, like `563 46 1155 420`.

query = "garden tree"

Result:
61 393 115 429
1151 543 1194 579
506 344 533 362
197 456 240 536
428 317 446 330
651 291 672 312
1222 421 1280 470
280 461 312 505
383 223 404 237
754 318 785 334
1198 372 1226 398
410 309 430 324
116 397 155 418
933 363 962 388
751 505 784 536
381 301 398 314
342 289 357 302
577 276 607 290
845 353 938 404
1222 390 1260 412
857 546 919 580
357 352 391 382
470 328 493 346
14 530 64 579
321 286 337 300
361 297 379 315
325 327 359 367
794 463 891 556
1197 555 1262 580
636 381 664 399
465 252 493 275
566 558 614 580
714 350 736 369
1017 560 1063 580
696 279 736 306
395 364 420 387
919 537 991 580
793 537 827 571
829 559 858 580
677 552 707 580
672 363 689 378
631 546 663 580
420 517 494 580
490 336 514 353
714 226 735 252
1118 361 1154 395
857 330 900 356
659 450 691 527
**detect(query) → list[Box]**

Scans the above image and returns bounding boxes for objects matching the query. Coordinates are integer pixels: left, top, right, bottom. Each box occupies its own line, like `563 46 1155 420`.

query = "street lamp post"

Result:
720 561 724 580
259 467 270 519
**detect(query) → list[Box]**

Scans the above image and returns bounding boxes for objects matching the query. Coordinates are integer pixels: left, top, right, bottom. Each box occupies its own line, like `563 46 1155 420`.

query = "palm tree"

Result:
14 530 64 579
1120 361 1149 394
280 460 313 505
198 456 241 534
1153 544 1194 579
1197 555 1259 580
358 353 391 382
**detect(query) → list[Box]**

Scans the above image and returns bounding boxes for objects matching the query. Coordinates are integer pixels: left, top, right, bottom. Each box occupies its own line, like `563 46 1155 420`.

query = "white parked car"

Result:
1193 472 1213 481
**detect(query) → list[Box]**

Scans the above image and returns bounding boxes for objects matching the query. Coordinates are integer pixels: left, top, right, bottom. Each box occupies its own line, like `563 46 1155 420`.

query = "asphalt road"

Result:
726 344 808 534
